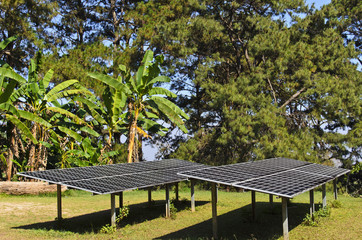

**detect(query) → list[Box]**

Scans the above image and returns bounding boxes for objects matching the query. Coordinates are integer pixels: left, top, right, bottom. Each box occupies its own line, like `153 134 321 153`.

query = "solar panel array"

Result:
178 157 350 198
18 159 206 195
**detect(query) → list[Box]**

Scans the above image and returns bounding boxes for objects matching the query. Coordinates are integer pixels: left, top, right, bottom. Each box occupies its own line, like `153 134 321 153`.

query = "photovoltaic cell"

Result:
18 159 206 194
233 170 333 197
178 157 350 198
295 164 349 178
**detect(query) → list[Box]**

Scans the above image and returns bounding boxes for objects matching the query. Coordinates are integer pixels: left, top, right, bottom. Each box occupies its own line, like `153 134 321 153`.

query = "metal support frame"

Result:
119 192 123 210
165 184 170 218
111 193 116 226
216 184 219 203
251 191 256 221
333 179 338 200
175 182 179 201
282 197 289 240
148 188 152 205
211 183 218 240
269 194 273 206
309 190 315 218
191 179 195 212
322 184 327 208
57 184 62 221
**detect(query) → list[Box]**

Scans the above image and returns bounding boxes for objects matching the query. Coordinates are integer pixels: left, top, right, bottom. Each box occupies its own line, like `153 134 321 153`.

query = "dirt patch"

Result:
0 182 67 195
0 201 43 214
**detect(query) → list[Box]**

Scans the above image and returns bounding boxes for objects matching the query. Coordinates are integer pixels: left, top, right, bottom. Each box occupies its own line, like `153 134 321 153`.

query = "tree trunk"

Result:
37 132 48 171
6 145 13 181
138 132 143 161
127 118 137 163
6 125 17 181
133 135 139 162
27 124 37 171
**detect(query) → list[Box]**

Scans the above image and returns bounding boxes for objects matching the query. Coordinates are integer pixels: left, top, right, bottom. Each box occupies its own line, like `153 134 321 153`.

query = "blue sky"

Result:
306 0 331 8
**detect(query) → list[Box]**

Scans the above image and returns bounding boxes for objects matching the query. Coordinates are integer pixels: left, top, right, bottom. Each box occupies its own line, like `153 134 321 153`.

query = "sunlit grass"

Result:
0 185 361 240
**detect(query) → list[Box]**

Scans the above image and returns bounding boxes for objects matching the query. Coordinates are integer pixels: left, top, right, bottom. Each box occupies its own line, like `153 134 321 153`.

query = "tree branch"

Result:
280 87 306 108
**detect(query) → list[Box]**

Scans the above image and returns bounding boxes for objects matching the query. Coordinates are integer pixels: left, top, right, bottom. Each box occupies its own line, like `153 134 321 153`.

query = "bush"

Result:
99 206 129 233
170 203 177 220
99 224 116 234
116 206 130 223
302 206 331 227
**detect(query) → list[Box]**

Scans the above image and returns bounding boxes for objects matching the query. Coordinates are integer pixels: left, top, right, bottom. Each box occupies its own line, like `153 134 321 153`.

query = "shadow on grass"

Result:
13 199 208 234
156 201 317 240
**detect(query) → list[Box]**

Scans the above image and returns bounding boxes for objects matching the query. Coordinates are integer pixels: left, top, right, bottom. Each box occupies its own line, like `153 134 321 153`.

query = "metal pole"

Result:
282 197 289 240
322 184 327 208
216 184 218 203
191 179 195 212
309 190 315 218
148 188 152 206
165 184 170 218
251 191 256 222
269 194 273 206
211 183 218 239
175 182 179 201
111 193 116 226
57 184 62 221
119 192 123 209
333 179 338 200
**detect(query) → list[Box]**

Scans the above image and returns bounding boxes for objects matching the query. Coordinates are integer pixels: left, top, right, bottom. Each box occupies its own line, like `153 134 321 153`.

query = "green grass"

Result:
0 187 361 239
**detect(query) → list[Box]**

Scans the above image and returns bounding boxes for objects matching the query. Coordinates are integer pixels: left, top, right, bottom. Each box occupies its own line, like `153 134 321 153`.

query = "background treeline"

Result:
0 0 360 193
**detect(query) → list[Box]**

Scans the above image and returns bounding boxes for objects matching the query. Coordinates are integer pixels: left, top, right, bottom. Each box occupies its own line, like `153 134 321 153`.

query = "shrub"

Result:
99 224 116 234
170 203 177 220
302 206 331 227
116 206 130 223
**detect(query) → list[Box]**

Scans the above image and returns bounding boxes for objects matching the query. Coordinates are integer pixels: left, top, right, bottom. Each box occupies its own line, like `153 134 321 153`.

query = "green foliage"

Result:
302 206 331 227
89 50 188 162
99 206 129 233
99 224 116 234
169 202 177 220
0 0 55 72
339 161 362 197
169 0 361 166
0 0 361 177
347 162 362 197
116 206 130 223
330 199 343 208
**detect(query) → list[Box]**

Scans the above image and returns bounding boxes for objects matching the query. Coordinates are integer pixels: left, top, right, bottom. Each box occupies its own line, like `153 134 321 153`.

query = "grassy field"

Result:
0 185 361 240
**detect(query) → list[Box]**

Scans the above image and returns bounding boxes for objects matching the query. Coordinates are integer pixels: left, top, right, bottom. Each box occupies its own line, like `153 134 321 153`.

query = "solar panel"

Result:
295 163 349 178
233 170 333 197
178 158 350 198
18 159 206 194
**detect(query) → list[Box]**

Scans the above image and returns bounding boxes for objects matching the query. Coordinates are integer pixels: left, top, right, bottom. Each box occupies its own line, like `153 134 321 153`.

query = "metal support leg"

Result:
322 184 327 208
148 188 152 206
216 184 218 203
191 179 195 212
165 184 170 218
269 194 273 207
282 197 289 240
119 192 123 210
251 191 256 222
333 179 338 200
111 193 116 226
211 183 218 239
310 190 315 218
175 182 179 201
57 184 62 221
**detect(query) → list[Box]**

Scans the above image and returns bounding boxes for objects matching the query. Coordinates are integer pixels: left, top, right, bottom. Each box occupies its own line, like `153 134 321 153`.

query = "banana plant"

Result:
74 86 127 151
0 36 37 180
4 53 93 172
89 50 189 163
